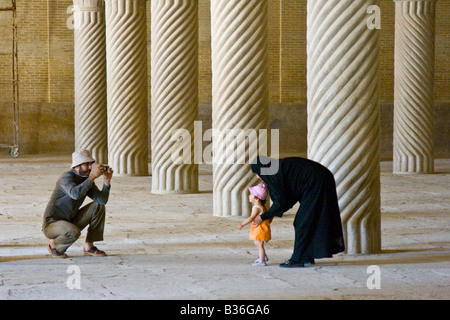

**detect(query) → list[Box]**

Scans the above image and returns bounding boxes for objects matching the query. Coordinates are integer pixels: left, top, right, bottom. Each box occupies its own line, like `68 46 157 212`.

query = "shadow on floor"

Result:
327 248 450 266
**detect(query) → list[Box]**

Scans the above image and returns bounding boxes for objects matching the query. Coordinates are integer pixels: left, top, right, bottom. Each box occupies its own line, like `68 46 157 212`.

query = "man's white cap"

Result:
71 149 95 168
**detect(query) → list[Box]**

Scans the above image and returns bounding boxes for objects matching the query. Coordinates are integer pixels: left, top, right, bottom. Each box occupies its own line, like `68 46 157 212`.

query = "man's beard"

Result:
79 168 91 177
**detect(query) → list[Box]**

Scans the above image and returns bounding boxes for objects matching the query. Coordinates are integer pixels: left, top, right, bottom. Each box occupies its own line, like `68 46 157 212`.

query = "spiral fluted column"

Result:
307 0 381 254
105 0 149 176
151 0 198 194
73 0 107 164
393 0 436 174
211 0 269 217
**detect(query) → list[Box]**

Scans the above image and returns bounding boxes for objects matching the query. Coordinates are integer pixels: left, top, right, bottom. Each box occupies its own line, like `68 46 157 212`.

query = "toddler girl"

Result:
237 183 271 266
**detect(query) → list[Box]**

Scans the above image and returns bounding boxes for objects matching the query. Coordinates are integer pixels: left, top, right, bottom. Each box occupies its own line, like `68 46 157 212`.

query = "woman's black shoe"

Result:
279 260 304 268
304 258 315 266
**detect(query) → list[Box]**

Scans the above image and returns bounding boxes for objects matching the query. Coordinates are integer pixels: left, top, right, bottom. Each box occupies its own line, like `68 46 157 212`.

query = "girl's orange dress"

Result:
249 204 271 241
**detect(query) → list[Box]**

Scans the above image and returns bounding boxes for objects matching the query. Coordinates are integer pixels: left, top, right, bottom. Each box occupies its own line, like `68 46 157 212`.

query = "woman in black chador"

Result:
251 156 345 268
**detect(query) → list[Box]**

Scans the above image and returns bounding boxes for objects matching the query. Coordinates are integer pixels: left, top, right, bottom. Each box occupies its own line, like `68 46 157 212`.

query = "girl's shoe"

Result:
252 258 267 266
264 255 269 262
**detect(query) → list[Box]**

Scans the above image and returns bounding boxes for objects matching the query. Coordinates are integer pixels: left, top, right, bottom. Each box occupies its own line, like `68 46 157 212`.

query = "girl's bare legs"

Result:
254 240 265 262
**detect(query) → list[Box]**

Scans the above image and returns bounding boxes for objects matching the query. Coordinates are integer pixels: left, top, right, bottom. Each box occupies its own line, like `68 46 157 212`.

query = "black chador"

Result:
251 156 345 267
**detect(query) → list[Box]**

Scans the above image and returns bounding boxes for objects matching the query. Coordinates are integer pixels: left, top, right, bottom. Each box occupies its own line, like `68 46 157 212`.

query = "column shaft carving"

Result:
211 0 269 217
307 0 381 254
105 0 149 176
151 0 198 194
393 0 436 173
73 0 107 164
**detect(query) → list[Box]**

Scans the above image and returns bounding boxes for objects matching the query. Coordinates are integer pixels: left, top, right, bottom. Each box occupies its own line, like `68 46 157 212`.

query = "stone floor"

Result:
0 154 449 300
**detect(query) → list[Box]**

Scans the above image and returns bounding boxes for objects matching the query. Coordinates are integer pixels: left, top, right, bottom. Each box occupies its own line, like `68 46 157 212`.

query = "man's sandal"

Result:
47 245 68 258
83 246 107 257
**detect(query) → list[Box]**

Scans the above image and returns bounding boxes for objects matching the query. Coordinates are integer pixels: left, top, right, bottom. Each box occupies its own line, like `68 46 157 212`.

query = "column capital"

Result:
393 0 437 2
73 0 105 11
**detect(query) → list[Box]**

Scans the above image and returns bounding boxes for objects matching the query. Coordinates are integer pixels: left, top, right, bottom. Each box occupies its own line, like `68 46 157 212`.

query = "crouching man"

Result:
42 150 113 258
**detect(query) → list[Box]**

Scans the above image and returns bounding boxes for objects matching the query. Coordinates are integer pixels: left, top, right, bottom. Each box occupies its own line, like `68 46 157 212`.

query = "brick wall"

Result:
15 0 50 103
0 0 448 156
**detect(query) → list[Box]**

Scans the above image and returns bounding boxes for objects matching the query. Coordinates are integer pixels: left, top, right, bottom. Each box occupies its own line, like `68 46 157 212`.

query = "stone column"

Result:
393 0 437 174
73 0 107 164
105 0 149 175
151 0 198 194
307 0 381 254
211 0 269 217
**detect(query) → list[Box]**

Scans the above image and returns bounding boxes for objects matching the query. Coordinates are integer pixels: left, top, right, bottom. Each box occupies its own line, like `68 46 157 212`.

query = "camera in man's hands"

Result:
101 165 109 173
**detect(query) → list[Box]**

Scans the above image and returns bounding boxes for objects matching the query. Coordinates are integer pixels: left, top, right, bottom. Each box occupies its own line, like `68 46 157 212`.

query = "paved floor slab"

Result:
0 155 449 300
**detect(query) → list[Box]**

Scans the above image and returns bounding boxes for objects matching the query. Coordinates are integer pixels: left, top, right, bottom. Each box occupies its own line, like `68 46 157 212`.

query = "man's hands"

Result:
88 165 103 182
89 165 113 186
103 166 113 186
